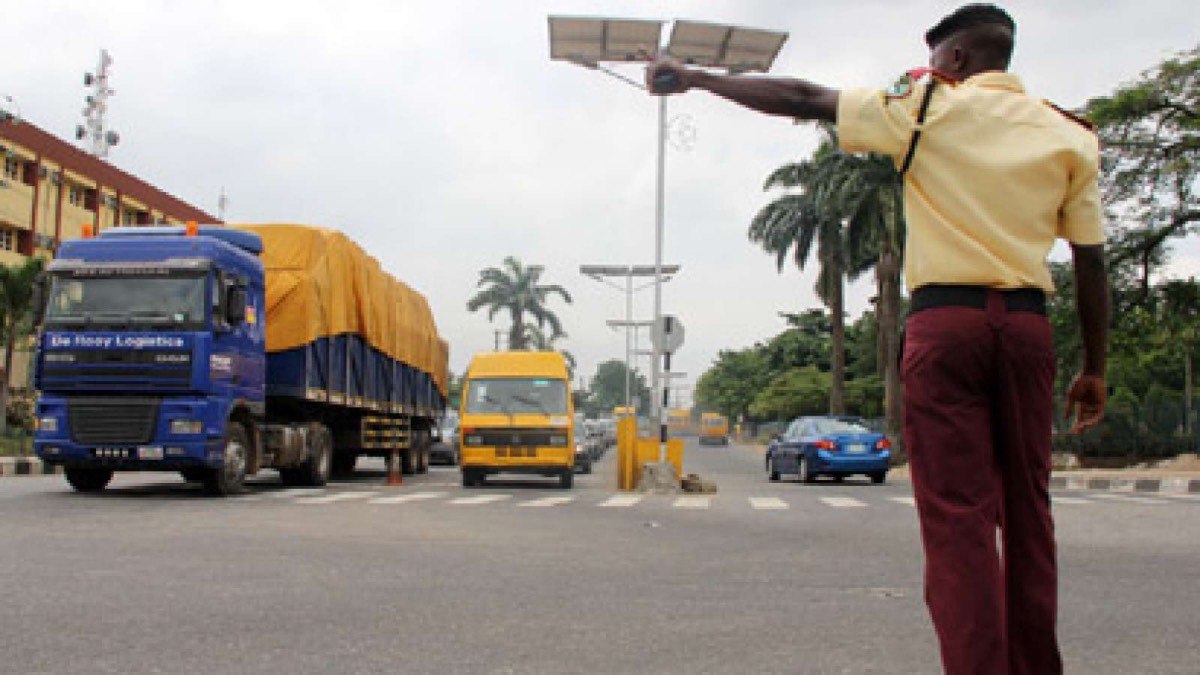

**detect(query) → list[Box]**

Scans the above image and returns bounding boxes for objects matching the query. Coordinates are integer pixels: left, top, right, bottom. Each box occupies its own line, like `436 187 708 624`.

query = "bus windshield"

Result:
465 378 568 415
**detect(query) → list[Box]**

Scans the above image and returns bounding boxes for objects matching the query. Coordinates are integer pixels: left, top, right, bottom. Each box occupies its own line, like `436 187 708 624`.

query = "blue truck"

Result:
32 223 448 495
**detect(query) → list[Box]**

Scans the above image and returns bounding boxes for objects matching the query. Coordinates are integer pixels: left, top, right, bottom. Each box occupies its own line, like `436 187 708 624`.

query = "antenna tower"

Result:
76 49 120 159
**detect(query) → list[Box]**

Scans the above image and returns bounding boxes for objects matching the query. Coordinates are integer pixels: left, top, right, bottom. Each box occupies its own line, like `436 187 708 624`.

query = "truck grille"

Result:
68 398 160 445
41 350 191 392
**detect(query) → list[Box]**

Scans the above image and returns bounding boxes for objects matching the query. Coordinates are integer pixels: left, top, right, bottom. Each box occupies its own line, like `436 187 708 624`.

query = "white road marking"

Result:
295 491 380 504
673 496 711 510
748 497 788 510
821 496 867 509
1123 496 1169 505
449 494 512 506
1052 496 1092 505
599 495 643 508
368 491 448 505
519 496 575 508
889 496 916 507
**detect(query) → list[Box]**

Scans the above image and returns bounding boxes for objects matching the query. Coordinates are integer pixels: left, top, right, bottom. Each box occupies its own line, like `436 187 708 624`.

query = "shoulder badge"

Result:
886 68 959 100
1044 100 1096 131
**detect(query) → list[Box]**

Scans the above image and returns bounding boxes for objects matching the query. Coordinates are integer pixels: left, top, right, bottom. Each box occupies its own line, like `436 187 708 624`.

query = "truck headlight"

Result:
170 419 203 435
38 417 58 432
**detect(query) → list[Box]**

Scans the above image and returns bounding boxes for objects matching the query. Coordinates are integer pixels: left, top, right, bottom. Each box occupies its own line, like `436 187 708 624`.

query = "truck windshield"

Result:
44 275 208 329
465 378 568 415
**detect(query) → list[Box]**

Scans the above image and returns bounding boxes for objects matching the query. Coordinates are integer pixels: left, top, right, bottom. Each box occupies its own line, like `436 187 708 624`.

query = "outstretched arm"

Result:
646 59 839 123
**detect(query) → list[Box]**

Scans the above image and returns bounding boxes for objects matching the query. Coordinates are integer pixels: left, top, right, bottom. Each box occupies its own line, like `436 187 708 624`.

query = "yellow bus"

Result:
612 406 635 419
698 412 729 446
459 351 575 488
667 408 692 437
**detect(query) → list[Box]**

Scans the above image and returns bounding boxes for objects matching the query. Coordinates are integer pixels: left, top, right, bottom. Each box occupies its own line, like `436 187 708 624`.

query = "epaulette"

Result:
1044 101 1095 132
886 68 958 101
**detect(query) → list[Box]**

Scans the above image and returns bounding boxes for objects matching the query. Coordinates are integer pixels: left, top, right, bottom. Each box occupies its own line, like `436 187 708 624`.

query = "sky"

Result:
3 0 1195 406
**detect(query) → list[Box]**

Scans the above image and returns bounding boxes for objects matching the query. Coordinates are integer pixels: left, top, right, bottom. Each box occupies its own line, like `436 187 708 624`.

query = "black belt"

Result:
909 285 1046 316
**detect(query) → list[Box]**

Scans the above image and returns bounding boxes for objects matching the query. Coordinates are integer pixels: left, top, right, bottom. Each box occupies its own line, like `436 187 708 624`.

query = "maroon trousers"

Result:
902 292 1062 675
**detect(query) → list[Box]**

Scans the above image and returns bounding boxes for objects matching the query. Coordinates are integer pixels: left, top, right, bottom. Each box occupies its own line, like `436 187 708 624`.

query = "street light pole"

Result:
650 93 668 457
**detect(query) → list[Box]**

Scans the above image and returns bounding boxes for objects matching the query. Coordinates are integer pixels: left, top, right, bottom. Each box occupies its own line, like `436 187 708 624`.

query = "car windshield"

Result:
810 418 871 435
464 378 568 415
44 274 208 329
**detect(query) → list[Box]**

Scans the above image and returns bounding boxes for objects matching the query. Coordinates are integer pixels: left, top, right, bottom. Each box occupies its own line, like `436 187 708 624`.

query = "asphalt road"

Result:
1 440 1197 674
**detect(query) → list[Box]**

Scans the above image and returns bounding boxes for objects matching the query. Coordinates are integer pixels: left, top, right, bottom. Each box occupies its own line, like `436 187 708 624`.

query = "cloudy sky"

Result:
3 1 1194 403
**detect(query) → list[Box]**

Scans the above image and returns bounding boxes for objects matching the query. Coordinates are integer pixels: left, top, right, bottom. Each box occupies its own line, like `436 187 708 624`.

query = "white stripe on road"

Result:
673 496 711 510
519 496 576 508
449 494 512 506
821 496 867 509
1122 496 1169 505
889 496 916 507
748 497 788 510
296 491 380 504
1051 496 1092 505
368 491 448 505
599 495 643 508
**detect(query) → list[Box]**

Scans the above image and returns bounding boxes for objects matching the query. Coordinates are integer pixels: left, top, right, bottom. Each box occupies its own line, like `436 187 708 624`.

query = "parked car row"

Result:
573 418 615 474
765 416 891 484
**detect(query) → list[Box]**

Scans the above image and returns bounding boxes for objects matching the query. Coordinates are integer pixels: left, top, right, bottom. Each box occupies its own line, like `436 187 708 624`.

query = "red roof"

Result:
0 118 219 223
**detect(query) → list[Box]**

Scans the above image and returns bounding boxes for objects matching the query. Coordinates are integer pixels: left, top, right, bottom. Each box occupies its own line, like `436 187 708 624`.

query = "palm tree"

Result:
0 257 46 433
467 257 572 351
749 132 850 414
818 143 907 440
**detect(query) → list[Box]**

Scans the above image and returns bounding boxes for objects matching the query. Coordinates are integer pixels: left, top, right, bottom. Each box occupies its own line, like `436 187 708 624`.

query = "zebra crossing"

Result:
236 488 1198 511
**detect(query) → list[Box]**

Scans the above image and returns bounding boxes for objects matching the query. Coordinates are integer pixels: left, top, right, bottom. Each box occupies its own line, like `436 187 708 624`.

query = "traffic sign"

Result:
652 315 685 354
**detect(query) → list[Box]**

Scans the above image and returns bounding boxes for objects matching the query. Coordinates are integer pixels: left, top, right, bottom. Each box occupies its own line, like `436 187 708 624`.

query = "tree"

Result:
694 348 772 423
749 129 849 414
588 359 648 414
466 257 572 351
0 257 45 433
1086 45 1199 303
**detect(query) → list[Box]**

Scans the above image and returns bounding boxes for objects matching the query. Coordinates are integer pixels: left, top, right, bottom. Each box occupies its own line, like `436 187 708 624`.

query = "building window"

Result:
0 230 15 252
122 209 137 225
2 158 20 181
68 185 85 207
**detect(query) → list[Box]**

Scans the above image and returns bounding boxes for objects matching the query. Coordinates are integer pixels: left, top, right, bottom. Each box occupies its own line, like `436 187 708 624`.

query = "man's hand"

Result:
645 57 693 95
1065 373 1106 435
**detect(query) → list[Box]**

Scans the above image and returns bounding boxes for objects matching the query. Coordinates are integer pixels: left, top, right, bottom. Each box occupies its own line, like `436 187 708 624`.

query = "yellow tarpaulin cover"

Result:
230 224 448 397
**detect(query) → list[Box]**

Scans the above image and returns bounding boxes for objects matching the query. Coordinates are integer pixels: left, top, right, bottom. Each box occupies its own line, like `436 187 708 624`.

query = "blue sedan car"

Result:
765 416 891 484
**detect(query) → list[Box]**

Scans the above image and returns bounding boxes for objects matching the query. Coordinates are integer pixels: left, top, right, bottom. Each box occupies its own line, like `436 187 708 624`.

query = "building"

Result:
0 116 218 267
0 116 219 389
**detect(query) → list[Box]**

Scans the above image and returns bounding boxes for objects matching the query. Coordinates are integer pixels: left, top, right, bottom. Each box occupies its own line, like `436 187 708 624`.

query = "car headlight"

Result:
170 419 203 435
38 416 59 432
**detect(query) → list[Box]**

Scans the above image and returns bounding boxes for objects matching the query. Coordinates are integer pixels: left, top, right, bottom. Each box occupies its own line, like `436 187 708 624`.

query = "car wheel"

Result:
65 468 113 493
801 455 818 484
870 471 887 485
767 457 780 482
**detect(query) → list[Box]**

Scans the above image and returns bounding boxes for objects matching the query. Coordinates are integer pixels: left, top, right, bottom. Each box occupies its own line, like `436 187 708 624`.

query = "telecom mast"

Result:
76 49 119 159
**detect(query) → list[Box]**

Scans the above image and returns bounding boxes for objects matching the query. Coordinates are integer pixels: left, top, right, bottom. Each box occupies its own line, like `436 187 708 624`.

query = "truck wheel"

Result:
282 423 333 487
559 470 573 490
180 469 207 483
401 447 418 475
65 468 113 493
204 423 249 496
461 469 481 487
416 430 431 475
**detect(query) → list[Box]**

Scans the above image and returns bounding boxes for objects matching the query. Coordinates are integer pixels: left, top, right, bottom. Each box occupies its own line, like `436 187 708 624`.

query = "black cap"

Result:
925 4 1015 48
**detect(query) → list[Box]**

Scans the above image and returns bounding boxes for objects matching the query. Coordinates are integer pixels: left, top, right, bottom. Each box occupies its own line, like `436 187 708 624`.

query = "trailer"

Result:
32 223 448 495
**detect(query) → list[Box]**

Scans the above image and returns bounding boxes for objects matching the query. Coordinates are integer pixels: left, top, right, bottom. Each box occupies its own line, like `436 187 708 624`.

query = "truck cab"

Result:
458 351 575 489
33 225 268 494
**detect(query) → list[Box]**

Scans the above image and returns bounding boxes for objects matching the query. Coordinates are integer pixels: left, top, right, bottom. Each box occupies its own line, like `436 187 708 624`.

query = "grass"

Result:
0 429 34 457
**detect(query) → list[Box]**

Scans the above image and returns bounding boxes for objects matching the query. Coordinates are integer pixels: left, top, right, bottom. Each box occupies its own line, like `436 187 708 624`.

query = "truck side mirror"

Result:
32 273 48 327
225 287 247 325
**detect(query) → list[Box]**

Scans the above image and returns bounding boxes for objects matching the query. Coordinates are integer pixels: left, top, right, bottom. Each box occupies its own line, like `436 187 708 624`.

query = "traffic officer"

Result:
646 4 1109 674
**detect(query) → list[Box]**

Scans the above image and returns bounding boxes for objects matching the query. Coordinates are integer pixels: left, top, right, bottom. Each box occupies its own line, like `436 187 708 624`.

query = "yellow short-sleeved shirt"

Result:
837 71 1104 293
